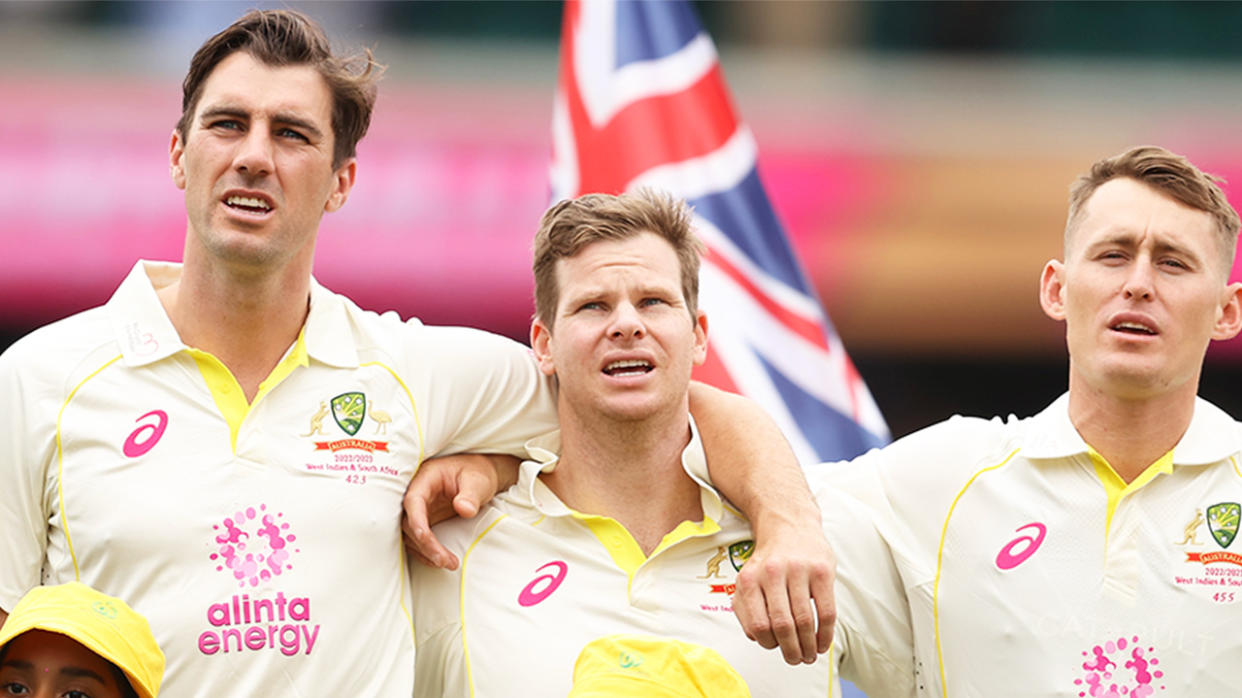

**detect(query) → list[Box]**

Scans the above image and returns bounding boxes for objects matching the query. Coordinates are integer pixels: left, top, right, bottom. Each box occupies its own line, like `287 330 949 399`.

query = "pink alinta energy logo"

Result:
210 505 300 588
1074 636 1164 698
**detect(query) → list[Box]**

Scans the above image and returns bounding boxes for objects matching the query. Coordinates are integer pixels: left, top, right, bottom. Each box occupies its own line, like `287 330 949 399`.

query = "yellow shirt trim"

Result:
572 511 721 597
361 361 425 465
933 447 1020 697
461 515 509 698
1088 447 1174 541
189 330 309 453
57 355 124 580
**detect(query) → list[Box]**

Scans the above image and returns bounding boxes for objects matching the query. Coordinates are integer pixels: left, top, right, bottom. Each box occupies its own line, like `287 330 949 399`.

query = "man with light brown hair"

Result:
822 145 1242 694
0 9 837 695
411 191 909 697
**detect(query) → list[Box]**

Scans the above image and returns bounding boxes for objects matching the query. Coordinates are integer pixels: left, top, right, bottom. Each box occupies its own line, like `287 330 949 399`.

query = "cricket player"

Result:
827 145 1242 694
0 10 836 695
410 191 913 697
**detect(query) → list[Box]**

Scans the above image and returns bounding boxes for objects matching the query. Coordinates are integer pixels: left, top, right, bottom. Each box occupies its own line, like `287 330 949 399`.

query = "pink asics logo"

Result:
1074 636 1164 697
122 410 168 458
518 561 568 607
209 505 300 588
995 522 1046 570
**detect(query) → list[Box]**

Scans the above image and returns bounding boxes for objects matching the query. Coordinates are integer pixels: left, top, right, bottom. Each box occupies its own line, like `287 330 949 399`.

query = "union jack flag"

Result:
550 0 888 465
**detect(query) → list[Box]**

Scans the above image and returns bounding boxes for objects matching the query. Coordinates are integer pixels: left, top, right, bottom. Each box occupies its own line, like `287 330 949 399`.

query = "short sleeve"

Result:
408 325 558 459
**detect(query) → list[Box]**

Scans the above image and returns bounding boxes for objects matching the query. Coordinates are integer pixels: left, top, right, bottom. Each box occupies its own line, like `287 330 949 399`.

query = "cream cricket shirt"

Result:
0 261 557 696
410 426 915 698
832 393 1242 696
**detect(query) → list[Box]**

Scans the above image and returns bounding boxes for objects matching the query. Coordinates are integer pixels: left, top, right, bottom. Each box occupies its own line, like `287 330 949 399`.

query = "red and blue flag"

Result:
551 0 888 464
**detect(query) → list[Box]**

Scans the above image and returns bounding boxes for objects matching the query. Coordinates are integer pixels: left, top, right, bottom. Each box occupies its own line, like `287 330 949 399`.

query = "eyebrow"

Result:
1 658 107 683
198 106 324 141
1091 233 1201 259
63 664 110 681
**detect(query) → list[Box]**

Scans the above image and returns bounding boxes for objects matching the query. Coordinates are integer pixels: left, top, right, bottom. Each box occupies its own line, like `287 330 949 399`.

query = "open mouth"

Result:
1111 321 1156 336
603 359 653 377
225 195 273 214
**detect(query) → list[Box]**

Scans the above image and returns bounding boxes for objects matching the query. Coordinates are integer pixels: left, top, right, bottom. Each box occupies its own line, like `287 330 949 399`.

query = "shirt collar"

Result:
106 260 189 366
509 417 724 523
1021 391 1239 465
304 278 358 368
105 261 358 368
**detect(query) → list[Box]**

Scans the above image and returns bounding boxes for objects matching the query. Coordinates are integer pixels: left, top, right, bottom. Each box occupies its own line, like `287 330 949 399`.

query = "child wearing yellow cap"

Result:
0 583 163 698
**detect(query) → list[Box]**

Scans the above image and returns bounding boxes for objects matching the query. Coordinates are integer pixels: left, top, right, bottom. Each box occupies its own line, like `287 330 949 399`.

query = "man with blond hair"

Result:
826 145 1242 694
411 191 912 697
0 9 840 696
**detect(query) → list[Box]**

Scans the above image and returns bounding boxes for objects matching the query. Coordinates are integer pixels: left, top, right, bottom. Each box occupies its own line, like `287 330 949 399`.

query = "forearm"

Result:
688 382 820 530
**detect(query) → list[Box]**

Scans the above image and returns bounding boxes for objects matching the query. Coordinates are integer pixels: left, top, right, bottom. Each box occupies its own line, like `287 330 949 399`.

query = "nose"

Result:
233 126 274 177
608 303 646 340
1122 259 1154 301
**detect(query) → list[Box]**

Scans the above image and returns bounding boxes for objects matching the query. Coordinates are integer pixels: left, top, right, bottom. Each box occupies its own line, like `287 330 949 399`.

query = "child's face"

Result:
0 630 125 698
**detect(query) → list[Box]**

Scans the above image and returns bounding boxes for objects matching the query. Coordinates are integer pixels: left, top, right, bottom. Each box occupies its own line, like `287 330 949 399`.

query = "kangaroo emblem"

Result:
1178 509 1205 546
302 401 329 436
698 546 728 579
369 403 392 435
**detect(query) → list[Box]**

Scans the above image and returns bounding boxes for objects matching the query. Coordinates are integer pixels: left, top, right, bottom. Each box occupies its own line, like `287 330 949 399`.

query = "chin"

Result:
596 396 672 423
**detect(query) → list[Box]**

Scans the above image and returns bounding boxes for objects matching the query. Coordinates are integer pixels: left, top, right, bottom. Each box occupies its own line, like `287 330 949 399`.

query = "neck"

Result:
158 255 311 402
543 403 703 555
1067 370 1197 483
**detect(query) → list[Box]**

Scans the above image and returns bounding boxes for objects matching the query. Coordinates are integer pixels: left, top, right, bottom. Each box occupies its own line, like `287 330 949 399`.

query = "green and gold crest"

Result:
728 540 755 571
1208 502 1240 549
331 392 366 436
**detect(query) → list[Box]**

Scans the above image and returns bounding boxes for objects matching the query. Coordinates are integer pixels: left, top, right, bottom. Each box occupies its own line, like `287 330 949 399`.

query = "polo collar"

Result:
1021 392 1239 466
510 418 724 523
106 261 358 368
107 260 189 366
304 278 358 368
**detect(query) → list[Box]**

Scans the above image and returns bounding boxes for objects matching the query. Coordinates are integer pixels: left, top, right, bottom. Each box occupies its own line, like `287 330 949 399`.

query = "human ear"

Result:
530 318 557 377
1039 260 1067 322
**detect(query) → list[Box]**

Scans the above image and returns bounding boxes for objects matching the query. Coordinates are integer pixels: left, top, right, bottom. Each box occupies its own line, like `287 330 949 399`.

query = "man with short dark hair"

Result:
0 10 836 694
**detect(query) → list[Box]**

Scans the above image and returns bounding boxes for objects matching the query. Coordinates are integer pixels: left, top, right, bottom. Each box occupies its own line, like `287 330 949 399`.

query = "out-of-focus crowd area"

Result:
5 0 1242 437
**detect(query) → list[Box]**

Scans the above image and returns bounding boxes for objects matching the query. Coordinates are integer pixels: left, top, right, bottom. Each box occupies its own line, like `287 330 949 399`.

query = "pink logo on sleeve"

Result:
995 522 1047 570
1073 636 1164 697
210 505 300 588
518 561 568 607
122 410 168 458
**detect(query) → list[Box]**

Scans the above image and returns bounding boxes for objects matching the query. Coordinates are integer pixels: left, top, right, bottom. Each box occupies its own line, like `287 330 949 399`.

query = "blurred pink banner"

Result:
0 76 875 340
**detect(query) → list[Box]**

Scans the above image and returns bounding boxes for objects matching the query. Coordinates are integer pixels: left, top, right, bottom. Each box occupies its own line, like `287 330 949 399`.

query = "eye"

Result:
639 297 668 307
209 118 243 132
276 127 309 142
578 301 603 312
2 682 31 696
1159 257 1188 270
64 691 92 698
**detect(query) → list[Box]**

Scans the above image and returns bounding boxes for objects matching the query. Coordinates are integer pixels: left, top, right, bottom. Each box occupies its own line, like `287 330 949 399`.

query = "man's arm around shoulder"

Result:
688 382 836 666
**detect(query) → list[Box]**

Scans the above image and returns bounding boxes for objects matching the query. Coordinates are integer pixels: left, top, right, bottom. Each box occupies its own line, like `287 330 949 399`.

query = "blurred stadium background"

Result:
4 0 1242 440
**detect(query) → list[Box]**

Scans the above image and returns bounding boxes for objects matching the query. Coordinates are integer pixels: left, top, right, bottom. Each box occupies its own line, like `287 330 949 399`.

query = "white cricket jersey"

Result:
829 393 1242 696
411 426 916 698
0 261 558 697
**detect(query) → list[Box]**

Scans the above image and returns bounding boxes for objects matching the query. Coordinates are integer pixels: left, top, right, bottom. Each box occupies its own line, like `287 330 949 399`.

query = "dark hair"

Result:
175 9 383 168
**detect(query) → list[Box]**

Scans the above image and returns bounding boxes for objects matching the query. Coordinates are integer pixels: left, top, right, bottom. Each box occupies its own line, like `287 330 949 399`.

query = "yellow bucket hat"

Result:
0 582 164 698
569 634 751 698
